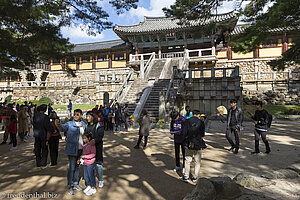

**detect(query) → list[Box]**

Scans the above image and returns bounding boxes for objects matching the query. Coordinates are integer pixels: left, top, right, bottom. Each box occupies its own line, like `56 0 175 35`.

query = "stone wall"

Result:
0 68 130 105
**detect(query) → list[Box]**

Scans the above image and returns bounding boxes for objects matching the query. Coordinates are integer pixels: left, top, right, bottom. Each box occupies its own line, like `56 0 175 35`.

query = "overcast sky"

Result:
61 0 238 44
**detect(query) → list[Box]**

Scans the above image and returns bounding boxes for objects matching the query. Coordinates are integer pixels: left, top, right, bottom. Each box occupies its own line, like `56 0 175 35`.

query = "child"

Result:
108 109 115 132
9 114 18 150
78 132 97 196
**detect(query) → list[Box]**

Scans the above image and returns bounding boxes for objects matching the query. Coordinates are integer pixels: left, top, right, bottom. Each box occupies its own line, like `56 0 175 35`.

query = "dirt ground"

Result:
0 119 299 200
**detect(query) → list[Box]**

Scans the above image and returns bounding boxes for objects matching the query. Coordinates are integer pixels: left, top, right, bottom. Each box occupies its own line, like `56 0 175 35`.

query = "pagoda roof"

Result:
71 39 126 53
114 11 238 35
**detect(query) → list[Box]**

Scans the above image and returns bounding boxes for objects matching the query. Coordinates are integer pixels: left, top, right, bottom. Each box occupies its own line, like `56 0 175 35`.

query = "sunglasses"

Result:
74 113 81 116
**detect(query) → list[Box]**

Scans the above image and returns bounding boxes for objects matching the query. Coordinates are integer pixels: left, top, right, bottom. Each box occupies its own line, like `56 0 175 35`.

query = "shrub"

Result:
284 108 300 115
38 97 53 106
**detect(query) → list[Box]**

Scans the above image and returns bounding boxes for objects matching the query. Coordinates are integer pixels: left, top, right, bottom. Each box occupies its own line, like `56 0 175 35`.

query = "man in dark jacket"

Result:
251 101 271 154
33 104 53 167
226 99 243 154
180 110 206 183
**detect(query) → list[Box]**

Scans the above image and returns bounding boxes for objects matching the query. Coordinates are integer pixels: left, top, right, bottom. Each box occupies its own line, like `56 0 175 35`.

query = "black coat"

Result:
85 123 104 164
183 116 206 150
227 107 243 130
115 108 122 125
33 112 53 140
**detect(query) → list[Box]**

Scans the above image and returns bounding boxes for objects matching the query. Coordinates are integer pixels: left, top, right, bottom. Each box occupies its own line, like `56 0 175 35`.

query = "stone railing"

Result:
241 70 300 81
109 69 136 105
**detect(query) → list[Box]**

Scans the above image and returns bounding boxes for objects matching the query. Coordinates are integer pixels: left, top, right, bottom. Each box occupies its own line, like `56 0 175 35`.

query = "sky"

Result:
61 0 244 44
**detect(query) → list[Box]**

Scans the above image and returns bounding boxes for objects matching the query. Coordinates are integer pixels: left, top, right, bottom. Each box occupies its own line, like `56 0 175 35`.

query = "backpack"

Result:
185 119 206 150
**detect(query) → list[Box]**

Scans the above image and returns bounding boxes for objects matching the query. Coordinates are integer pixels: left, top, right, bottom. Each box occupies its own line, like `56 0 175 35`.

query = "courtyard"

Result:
0 120 299 200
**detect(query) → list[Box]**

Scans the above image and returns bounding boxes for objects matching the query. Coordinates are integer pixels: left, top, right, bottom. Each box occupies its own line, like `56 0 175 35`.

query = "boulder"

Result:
233 173 276 188
287 163 300 174
183 178 217 200
262 169 299 179
209 176 242 199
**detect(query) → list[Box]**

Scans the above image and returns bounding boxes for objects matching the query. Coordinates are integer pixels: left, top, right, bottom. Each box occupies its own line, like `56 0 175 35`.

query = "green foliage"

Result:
5 95 12 103
0 0 139 74
38 97 53 106
164 0 300 70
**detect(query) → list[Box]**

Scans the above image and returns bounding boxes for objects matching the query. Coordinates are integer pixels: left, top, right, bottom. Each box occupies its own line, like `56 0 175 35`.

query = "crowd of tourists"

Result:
0 98 272 195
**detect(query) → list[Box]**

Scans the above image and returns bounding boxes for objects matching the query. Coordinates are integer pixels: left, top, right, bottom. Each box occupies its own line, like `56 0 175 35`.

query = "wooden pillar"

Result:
108 54 112 68
92 55 96 70
282 33 288 53
227 44 232 60
253 48 259 58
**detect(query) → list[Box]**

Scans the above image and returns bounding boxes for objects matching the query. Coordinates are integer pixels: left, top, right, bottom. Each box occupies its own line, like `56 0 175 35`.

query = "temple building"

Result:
0 11 299 116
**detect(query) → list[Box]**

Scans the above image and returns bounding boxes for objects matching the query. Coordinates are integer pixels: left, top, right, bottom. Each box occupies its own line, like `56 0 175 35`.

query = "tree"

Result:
0 0 138 75
164 0 300 70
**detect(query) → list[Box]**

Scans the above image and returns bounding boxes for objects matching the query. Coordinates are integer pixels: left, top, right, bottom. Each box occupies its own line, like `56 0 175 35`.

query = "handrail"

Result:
109 69 135 106
139 52 155 79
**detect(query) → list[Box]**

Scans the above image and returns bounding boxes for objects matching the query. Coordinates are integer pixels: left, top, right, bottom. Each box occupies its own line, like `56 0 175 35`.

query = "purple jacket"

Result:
170 115 185 143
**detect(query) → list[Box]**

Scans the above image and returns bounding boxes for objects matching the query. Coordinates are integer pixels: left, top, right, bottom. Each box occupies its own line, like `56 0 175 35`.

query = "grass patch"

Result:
243 104 300 117
53 104 96 112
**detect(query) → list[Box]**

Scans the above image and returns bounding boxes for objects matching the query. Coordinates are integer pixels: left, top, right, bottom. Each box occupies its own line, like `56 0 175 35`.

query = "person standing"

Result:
18 105 29 142
48 103 54 116
226 99 243 154
184 106 193 120
103 104 109 131
59 109 86 195
114 103 122 133
122 104 129 133
170 111 186 173
33 104 53 167
1 104 16 145
9 112 18 150
48 111 61 166
180 110 206 183
68 99 73 118
134 109 151 150
251 101 271 154
78 132 97 196
85 111 105 188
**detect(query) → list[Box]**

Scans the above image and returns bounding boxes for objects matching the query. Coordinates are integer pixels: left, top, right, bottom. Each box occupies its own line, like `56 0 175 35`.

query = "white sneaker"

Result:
86 188 96 196
182 168 185 174
99 180 104 188
84 186 91 194
173 166 180 171
10 146 17 151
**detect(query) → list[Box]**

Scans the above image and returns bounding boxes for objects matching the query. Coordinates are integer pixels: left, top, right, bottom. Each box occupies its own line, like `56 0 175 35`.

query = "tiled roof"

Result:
231 24 299 35
72 39 126 53
114 11 238 34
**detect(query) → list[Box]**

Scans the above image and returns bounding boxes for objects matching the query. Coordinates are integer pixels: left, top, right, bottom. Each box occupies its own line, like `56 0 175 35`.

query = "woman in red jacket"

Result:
47 111 61 166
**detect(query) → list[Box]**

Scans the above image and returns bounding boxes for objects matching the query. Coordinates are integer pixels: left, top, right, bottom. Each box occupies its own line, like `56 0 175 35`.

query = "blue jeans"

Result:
116 125 120 132
84 163 96 187
67 150 82 187
96 164 103 181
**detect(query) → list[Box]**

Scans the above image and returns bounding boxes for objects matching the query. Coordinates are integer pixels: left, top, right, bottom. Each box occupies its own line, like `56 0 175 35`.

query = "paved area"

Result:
0 119 299 200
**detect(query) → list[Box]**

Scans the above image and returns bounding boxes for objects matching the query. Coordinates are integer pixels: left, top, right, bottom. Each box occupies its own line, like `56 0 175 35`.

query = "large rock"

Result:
184 178 217 200
287 163 300 174
233 173 276 188
262 169 299 179
209 176 241 199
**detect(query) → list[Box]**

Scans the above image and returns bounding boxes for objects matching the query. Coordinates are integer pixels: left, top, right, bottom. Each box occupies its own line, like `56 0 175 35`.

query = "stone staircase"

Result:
121 79 149 116
143 79 170 121
120 59 172 121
